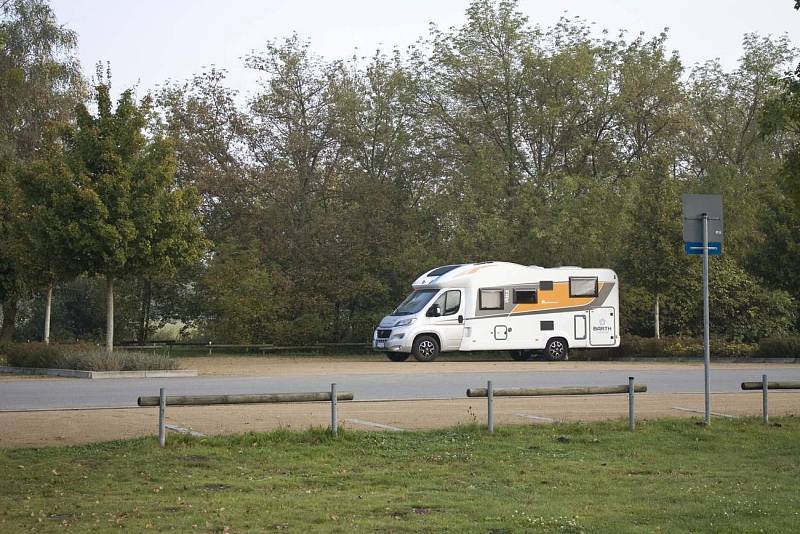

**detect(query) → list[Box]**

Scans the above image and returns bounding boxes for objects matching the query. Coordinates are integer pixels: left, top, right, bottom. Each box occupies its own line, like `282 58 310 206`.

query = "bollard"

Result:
487 380 494 434
331 383 338 436
762 374 769 425
628 377 635 432
158 387 166 448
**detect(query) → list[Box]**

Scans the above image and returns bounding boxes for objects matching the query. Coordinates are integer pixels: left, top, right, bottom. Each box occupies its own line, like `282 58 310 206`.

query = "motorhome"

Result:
373 262 620 362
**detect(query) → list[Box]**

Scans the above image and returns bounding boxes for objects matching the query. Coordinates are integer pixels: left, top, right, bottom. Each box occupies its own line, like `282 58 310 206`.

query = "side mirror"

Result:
427 304 442 317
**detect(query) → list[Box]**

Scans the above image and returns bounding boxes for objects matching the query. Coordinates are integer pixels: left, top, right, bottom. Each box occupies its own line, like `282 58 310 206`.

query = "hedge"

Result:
0 343 181 371
757 337 800 358
577 336 762 360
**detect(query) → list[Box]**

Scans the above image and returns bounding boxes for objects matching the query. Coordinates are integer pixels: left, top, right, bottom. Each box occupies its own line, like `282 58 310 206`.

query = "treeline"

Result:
2 0 800 346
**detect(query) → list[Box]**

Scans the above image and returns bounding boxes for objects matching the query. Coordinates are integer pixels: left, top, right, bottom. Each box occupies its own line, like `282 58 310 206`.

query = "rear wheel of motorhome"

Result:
544 338 568 361
385 352 411 362
412 335 439 362
510 350 532 361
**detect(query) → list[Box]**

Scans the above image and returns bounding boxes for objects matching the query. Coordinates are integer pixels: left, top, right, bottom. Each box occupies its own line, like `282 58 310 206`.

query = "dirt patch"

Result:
181 356 797 377
1 392 798 448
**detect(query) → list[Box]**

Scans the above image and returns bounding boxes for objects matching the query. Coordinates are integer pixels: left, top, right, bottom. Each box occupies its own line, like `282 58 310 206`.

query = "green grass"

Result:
1 418 799 532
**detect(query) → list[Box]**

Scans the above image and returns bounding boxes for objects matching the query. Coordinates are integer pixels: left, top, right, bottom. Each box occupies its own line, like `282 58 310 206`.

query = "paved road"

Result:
3 365 800 410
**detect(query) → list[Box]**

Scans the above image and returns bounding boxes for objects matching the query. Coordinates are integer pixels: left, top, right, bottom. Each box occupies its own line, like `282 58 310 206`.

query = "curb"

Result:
0 366 198 379
602 357 800 364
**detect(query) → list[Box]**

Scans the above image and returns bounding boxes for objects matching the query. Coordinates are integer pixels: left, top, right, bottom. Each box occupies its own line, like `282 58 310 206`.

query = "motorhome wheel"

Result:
544 338 569 361
412 335 440 362
385 352 411 362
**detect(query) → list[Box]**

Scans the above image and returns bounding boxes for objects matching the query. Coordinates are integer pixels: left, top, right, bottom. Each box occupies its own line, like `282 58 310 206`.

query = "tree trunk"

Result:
137 278 152 344
654 294 660 340
0 298 18 341
106 275 114 352
44 283 53 344
332 301 340 342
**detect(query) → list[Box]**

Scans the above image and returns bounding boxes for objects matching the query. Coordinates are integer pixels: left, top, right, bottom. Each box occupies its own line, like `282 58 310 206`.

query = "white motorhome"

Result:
373 262 620 362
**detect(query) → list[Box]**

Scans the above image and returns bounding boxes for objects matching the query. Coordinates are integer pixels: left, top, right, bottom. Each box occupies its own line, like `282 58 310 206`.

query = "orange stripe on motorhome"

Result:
511 281 602 313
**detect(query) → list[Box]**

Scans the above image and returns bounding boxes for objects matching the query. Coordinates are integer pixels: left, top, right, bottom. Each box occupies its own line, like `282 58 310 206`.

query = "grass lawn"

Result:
1 418 798 533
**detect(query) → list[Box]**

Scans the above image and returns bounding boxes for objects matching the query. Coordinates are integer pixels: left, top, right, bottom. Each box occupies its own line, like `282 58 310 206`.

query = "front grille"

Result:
377 329 392 339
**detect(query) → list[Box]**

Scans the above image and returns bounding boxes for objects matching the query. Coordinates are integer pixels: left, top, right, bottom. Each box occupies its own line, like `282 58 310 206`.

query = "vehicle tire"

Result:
385 352 411 362
544 338 569 361
412 335 440 362
510 350 531 361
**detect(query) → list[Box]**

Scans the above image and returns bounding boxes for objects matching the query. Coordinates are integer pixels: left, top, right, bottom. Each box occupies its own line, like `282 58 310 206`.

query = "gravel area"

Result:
2 392 798 448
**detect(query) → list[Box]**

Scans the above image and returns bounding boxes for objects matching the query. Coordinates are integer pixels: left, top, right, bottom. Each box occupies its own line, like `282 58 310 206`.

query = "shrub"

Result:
0 343 180 371
757 337 800 358
1 342 62 368
617 335 667 358
577 336 758 360
711 340 759 359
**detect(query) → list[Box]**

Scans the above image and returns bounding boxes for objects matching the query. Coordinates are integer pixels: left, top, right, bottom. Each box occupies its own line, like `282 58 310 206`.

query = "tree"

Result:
0 172 25 340
619 158 692 338
0 0 82 340
63 82 205 351
15 148 89 343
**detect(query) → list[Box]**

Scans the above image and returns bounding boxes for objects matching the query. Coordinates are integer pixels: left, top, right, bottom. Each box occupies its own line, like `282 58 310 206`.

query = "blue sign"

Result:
684 242 722 255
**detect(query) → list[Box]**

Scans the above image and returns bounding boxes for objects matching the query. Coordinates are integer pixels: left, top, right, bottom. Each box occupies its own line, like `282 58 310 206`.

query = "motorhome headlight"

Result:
393 318 416 328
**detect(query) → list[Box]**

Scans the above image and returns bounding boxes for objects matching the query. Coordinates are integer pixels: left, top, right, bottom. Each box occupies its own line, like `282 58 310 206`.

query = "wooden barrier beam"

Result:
466 384 647 398
741 381 800 391
138 391 354 407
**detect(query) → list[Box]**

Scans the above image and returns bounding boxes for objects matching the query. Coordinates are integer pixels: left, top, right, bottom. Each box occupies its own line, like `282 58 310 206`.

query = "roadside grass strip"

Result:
1 417 799 532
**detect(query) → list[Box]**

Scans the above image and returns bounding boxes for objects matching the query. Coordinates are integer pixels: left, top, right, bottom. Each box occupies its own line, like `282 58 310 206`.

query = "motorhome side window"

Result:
479 289 504 310
513 288 537 304
444 291 461 314
570 277 598 297
432 290 461 315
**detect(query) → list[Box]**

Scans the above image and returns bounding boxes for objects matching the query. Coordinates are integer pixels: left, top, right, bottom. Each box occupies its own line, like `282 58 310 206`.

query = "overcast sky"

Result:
49 0 799 101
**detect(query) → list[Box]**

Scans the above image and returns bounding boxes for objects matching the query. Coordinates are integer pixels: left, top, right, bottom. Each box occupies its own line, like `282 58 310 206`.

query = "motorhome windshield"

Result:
392 289 438 316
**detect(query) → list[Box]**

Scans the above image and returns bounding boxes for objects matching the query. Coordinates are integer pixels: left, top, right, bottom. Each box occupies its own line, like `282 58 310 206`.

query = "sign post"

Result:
682 194 723 425
702 212 710 424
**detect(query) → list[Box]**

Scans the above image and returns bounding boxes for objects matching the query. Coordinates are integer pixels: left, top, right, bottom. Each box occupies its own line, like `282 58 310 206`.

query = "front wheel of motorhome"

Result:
412 335 440 362
544 338 569 361
385 352 411 362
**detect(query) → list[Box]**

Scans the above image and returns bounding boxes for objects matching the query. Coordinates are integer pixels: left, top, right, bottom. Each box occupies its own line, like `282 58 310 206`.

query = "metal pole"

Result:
331 383 338 436
762 374 769 425
628 377 635 432
158 387 166 448
487 380 494 434
702 213 711 425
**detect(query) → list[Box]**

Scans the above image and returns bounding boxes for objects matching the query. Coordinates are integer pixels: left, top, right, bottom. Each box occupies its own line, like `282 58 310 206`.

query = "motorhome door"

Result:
589 307 615 346
427 289 465 351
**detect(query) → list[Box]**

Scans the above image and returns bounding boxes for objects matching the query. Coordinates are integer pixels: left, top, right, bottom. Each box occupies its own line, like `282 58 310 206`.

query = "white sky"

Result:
49 0 800 101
